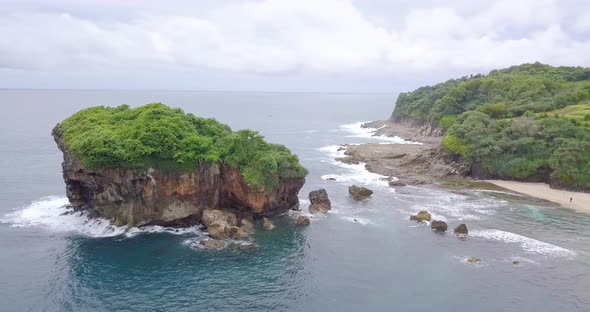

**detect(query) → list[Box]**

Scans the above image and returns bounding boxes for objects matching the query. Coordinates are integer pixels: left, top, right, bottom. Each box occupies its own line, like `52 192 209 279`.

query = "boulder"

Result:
454 224 468 235
262 217 275 230
309 189 331 214
199 239 226 249
230 226 249 240
296 215 311 226
202 209 238 227
239 218 254 232
409 211 431 222
348 185 373 200
431 220 448 232
466 256 480 263
238 242 258 252
207 222 231 239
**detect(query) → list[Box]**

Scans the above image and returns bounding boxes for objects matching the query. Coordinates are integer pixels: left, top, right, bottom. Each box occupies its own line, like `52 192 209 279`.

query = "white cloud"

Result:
0 0 589 77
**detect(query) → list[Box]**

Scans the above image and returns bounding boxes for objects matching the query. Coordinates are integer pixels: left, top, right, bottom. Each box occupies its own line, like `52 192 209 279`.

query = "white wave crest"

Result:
339 121 422 144
1 195 205 238
470 229 576 257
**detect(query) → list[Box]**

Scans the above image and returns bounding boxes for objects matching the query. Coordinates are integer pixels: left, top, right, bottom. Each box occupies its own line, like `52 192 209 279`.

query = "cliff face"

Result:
53 127 304 227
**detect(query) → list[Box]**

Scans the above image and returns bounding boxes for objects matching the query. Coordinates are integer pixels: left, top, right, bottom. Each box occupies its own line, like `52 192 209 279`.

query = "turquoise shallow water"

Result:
1 90 590 312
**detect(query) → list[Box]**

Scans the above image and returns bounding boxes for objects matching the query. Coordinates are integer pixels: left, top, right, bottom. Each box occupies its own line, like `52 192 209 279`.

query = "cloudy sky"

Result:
1 0 589 92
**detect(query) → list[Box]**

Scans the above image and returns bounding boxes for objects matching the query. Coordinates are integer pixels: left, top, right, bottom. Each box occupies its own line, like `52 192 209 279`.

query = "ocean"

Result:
1 90 589 312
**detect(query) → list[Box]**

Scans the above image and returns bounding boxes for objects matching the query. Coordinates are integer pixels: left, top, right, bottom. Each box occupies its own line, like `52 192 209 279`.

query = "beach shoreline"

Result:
484 180 590 214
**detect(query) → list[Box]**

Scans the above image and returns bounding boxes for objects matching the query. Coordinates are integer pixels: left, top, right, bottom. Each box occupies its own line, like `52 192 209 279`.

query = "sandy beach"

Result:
485 180 590 213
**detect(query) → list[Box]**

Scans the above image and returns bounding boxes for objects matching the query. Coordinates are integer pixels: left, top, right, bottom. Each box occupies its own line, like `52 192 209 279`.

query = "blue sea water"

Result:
0 90 589 312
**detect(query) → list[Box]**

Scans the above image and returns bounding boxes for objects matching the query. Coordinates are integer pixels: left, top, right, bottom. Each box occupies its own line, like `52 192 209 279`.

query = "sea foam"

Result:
339 121 422 144
470 229 576 257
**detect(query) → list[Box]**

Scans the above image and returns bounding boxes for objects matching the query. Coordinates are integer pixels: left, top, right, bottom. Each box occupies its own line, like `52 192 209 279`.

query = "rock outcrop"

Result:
53 126 305 227
410 211 431 222
262 217 275 230
200 239 226 249
348 185 373 200
431 220 448 232
309 189 331 214
296 215 310 226
454 224 468 235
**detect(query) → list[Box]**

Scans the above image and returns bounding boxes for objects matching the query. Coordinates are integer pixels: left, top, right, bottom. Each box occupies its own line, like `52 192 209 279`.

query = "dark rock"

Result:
296 215 310 226
467 256 480 263
512 261 520 265
409 211 431 222
431 220 448 232
348 185 373 200
454 223 468 235
309 189 331 214
326 178 337 181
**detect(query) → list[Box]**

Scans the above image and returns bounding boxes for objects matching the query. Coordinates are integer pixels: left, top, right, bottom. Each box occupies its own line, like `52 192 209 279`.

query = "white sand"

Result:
485 180 590 213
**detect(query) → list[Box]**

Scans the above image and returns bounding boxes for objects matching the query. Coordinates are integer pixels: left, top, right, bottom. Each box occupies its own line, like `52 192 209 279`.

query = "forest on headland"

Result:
391 63 590 191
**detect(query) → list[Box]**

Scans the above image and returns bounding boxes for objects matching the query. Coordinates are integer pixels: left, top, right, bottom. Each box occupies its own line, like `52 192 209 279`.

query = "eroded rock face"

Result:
348 185 373 200
309 189 331 214
53 127 305 227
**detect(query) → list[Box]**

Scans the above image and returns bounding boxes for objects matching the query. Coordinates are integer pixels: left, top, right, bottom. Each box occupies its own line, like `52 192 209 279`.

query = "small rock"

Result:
239 218 254 232
238 242 258 252
207 222 231 239
262 217 275 230
431 220 448 232
296 215 310 226
388 180 407 187
467 256 480 263
337 146 346 151
309 189 331 214
230 226 249 240
199 239 226 249
326 177 337 181
409 211 431 222
348 185 373 200
512 261 520 265
454 224 468 235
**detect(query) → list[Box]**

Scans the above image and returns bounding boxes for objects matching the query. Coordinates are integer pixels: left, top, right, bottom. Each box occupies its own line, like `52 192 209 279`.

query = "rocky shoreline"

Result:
337 120 468 186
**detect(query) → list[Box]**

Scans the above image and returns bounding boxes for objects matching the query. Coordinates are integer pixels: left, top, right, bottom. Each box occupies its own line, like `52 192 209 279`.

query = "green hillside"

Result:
392 63 590 190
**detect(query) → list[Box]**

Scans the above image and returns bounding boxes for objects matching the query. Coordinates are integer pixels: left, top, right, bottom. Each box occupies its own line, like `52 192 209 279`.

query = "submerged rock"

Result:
262 217 275 230
309 189 331 214
238 242 258 252
454 223 468 235
388 180 407 187
431 220 448 232
326 178 337 181
199 239 226 249
348 185 373 200
239 218 254 232
410 211 431 222
466 256 480 263
296 215 311 226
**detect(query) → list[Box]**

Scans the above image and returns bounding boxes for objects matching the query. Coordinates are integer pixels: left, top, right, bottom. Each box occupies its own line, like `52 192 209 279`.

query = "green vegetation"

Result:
393 63 590 190
58 103 308 190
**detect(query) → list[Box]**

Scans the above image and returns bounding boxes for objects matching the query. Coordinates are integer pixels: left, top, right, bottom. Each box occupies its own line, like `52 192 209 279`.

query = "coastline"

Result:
484 180 590 214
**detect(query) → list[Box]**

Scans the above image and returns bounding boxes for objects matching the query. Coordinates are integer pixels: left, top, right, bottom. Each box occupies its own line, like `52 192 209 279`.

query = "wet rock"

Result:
337 146 346 152
296 215 311 226
512 261 520 265
409 211 431 222
309 189 331 214
202 209 238 227
467 256 480 263
230 226 249 240
454 223 468 235
262 217 275 230
207 222 231 239
238 242 258 252
348 185 373 200
199 239 226 249
431 220 448 232
239 218 254 232
388 180 407 187
326 178 337 181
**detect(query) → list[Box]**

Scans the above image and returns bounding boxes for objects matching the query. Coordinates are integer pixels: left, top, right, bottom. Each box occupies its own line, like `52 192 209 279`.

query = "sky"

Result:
1 0 589 92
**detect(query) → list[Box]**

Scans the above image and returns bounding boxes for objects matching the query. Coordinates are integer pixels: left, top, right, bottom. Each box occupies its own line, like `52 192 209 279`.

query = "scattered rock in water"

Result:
409 211 431 222
309 189 332 214
230 226 249 240
326 177 337 181
337 146 346 152
512 261 520 265
202 209 243 239
431 220 448 232
454 223 468 235
199 239 226 249
239 218 254 232
388 180 407 187
296 215 311 226
466 256 480 263
207 222 231 240
354 219 358 222
348 185 373 200
238 242 258 252
262 217 275 230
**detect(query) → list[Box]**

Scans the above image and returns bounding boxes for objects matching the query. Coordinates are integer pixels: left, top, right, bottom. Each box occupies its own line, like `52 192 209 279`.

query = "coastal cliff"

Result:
53 103 307 227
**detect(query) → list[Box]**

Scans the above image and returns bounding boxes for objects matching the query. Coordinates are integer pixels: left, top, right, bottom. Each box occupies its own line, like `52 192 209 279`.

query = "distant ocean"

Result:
1 90 589 312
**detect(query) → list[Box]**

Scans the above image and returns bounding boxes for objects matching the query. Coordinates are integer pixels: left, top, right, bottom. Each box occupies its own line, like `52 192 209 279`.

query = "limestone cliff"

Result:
53 126 305 227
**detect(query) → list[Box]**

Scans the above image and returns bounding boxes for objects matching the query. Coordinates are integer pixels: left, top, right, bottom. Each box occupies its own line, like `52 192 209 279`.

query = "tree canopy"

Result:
58 103 308 191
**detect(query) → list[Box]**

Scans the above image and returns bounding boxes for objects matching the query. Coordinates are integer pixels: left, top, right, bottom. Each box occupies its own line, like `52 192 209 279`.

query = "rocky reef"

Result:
52 104 306 227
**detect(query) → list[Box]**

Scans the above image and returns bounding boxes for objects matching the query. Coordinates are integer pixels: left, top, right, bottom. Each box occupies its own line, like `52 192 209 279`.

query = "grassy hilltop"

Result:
58 103 308 191
391 63 590 190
